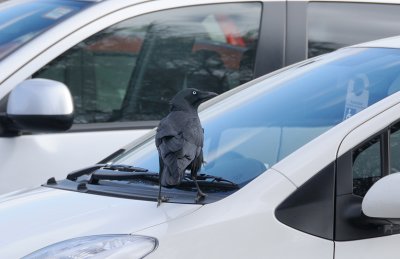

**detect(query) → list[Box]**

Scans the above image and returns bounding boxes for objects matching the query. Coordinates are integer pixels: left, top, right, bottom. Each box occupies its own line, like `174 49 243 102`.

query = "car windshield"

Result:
114 47 400 186
0 0 92 61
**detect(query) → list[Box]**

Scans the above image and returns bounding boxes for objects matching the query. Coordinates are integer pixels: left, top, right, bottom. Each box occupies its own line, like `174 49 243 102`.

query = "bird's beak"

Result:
198 90 218 102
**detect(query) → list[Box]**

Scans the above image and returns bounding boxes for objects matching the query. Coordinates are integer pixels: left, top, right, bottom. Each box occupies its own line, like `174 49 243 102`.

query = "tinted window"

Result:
390 124 400 173
307 3 400 58
115 48 400 186
352 136 382 197
351 122 400 197
0 0 90 60
33 3 261 123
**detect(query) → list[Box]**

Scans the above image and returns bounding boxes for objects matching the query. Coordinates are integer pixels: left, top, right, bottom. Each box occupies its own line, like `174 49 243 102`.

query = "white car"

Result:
3 36 400 258
4 0 400 194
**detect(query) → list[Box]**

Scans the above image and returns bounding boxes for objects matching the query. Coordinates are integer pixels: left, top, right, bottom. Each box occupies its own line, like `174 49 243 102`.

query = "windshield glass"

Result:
0 0 91 61
114 47 400 186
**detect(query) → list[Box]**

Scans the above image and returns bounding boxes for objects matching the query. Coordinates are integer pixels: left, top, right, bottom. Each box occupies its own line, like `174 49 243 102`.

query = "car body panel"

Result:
0 129 147 194
335 236 400 259
137 169 333 259
333 93 400 259
355 35 400 49
0 187 201 258
0 169 317 258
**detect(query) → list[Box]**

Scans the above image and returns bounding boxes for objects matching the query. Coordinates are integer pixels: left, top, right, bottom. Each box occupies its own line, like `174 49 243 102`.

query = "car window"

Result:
352 122 400 197
307 2 400 58
33 3 262 124
114 48 400 186
352 136 382 197
390 124 400 173
0 0 91 61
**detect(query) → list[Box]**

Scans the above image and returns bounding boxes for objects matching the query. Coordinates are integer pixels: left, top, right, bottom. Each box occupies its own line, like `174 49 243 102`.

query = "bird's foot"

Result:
157 196 169 207
195 191 207 203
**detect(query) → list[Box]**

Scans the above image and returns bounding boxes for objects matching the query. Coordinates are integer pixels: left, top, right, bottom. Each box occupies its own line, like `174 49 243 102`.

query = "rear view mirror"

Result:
6 78 74 132
362 173 400 219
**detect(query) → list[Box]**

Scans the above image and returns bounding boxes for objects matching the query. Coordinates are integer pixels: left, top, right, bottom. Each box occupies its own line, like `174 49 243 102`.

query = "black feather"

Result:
156 88 217 204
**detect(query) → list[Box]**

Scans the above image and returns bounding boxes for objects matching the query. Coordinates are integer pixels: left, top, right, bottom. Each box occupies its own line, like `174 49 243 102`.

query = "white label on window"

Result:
343 74 370 120
43 7 73 20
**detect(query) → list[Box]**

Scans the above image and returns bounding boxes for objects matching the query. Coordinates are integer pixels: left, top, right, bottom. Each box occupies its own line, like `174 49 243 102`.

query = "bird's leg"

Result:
157 171 168 207
191 168 207 203
157 182 163 207
192 177 207 203
157 184 169 207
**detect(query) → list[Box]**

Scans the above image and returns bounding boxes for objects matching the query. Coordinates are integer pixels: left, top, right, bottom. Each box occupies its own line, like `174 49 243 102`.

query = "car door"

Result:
0 0 285 194
334 96 400 258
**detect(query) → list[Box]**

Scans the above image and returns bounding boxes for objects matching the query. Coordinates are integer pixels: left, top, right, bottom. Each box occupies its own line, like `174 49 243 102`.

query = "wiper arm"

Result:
88 167 159 184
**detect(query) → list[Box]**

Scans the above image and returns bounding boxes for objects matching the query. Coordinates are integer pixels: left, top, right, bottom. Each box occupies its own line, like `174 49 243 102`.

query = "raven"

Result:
156 88 217 205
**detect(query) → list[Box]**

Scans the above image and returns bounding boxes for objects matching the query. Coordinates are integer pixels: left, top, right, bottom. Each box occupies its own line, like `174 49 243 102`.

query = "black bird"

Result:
155 88 217 205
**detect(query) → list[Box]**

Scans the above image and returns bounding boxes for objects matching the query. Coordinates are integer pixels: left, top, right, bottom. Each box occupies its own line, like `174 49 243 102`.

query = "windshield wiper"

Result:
88 167 159 184
101 164 149 172
64 165 238 204
182 173 239 190
66 164 155 181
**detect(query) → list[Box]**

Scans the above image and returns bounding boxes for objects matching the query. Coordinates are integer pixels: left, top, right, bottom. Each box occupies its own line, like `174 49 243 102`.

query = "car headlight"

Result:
22 234 158 259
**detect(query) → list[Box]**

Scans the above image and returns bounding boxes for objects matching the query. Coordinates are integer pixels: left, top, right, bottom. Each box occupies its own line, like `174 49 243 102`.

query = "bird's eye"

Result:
192 91 197 95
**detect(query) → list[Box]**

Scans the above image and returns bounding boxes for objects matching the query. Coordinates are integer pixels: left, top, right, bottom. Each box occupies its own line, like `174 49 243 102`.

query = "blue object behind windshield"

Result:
0 0 92 60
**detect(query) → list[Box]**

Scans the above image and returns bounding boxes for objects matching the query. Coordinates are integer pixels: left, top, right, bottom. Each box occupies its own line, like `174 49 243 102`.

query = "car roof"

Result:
351 35 400 49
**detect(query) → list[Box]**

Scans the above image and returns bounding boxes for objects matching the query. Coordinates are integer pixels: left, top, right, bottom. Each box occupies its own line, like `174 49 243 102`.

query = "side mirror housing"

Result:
362 173 400 219
6 78 74 132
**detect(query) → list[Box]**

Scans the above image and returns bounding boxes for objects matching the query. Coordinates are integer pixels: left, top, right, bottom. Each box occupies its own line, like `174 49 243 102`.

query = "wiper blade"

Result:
101 164 149 173
66 164 152 181
89 168 159 184
183 173 239 189
67 164 107 181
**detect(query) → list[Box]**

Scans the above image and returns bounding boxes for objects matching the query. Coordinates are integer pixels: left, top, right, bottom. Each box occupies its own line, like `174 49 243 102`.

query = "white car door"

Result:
334 96 400 259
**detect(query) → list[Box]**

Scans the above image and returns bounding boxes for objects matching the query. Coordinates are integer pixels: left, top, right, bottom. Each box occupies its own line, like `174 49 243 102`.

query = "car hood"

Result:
0 187 201 258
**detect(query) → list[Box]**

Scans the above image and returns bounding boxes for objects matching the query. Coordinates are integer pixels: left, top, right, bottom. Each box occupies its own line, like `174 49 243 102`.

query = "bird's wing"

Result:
156 112 188 153
156 119 178 143
156 112 192 186
182 117 204 147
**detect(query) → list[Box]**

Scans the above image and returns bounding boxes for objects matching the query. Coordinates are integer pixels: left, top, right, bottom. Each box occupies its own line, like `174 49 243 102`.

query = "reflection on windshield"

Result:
0 0 90 60
115 48 400 186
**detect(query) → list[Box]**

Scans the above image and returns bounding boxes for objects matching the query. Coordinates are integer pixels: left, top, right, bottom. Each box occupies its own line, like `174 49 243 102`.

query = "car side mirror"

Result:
6 78 74 133
362 173 400 219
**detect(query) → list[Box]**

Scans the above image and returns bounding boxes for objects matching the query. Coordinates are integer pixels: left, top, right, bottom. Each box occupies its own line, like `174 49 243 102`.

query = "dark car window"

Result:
390 125 400 173
352 136 382 197
351 122 400 197
307 2 400 58
115 48 400 186
0 0 90 61
33 3 262 124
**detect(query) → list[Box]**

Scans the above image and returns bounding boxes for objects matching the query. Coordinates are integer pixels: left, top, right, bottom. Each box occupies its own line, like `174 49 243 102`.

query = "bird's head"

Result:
170 88 218 111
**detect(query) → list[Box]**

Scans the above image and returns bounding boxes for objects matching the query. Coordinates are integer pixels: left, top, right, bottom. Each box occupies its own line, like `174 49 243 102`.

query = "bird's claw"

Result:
195 191 207 203
157 196 169 207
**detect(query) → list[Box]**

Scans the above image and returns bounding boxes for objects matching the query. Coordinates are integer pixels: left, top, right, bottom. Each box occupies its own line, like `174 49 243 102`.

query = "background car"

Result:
2 36 400 258
3 0 400 194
